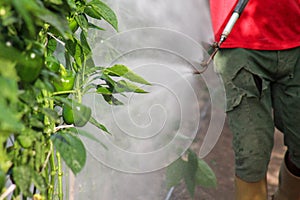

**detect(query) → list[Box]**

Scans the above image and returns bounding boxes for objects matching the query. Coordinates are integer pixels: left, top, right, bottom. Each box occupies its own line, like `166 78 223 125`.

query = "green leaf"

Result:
88 22 105 31
0 76 18 102
68 127 107 150
80 31 92 57
51 132 86 175
166 158 185 189
115 80 148 93
84 6 102 20
65 0 77 10
195 159 217 188
12 166 32 197
47 38 57 54
84 66 105 76
12 0 71 39
86 0 118 31
36 10 71 39
12 0 36 37
100 73 116 87
0 43 23 63
102 94 123 105
34 79 54 93
19 91 34 105
97 86 112 95
89 116 111 135
29 117 44 129
48 0 63 4
104 64 151 85
0 169 5 192
76 14 89 33
1 7 18 26
53 96 73 107
0 99 23 133
42 108 59 121
17 128 39 148
183 150 198 197
12 166 46 197
32 170 47 193
65 38 84 66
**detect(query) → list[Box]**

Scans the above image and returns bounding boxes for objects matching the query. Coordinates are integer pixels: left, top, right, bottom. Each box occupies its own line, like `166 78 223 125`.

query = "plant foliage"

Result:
166 150 217 197
0 0 149 199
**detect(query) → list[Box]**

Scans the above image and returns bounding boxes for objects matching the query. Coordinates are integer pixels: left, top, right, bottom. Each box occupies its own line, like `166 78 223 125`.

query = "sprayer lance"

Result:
194 0 250 74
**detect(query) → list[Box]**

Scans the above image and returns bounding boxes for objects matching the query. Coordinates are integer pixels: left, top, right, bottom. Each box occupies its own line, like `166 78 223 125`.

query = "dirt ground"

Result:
171 117 286 200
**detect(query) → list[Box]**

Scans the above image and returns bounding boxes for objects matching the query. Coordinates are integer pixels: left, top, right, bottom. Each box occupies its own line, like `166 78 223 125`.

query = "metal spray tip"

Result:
193 42 220 75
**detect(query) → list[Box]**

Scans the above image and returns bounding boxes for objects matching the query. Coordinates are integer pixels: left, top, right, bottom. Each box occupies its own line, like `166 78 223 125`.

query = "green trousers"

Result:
214 47 300 182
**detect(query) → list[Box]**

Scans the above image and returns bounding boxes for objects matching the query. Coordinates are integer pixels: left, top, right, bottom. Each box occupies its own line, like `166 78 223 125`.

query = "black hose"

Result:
234 0 250 14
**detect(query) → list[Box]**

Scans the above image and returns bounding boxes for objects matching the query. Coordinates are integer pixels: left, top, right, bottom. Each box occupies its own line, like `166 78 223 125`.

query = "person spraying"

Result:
209 0 300 199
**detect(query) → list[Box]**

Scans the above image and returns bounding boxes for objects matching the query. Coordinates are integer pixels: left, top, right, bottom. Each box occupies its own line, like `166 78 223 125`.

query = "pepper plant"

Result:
166 149 217 198
0 0 150 199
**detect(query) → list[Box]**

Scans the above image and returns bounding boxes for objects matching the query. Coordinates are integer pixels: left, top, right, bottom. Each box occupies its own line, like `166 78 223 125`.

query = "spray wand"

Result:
194 0 249 74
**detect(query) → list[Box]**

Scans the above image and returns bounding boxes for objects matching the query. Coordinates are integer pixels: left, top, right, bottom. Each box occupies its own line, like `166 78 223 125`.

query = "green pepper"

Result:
16 45 44 83
52 65 75 93
62 100 91 127
17 135 33 149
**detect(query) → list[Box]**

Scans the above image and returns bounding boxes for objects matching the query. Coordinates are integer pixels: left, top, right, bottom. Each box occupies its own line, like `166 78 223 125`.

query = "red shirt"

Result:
210 0 300 50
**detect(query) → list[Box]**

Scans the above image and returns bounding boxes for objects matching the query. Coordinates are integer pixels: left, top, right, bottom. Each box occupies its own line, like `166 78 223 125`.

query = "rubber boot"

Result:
272 154 300 200
235 176 268 200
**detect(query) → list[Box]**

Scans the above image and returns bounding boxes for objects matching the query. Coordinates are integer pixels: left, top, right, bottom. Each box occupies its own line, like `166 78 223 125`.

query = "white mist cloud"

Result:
69 1 225 200
96 0 214 43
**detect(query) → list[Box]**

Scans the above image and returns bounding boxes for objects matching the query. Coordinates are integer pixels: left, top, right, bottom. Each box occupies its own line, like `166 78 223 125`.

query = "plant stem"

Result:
41 141 52 173
56 152 63 200
48 141 56 200
74 73 82 103
52 90 77 96
41 89 56 199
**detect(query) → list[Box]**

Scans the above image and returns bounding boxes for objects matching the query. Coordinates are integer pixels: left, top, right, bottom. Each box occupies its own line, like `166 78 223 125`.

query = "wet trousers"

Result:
214 47 300 182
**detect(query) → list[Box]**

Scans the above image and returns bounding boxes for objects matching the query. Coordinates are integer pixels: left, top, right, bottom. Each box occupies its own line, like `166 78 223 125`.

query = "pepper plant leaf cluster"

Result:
166 150 217 197
0 0 150 199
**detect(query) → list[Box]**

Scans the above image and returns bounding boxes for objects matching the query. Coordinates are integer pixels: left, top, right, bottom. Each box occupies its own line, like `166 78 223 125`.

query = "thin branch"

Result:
40 141 53 173
0 184 16 200
55 124 75 132
47 32 65 46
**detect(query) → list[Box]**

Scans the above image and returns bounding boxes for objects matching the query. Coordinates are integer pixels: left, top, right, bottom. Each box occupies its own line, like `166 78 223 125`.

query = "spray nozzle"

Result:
193 42 220 75
194 0 250 75
194 11 238 74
